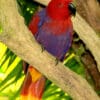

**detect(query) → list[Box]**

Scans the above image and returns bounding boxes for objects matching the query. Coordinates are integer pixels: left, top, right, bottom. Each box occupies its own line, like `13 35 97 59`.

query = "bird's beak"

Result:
68 3 76 16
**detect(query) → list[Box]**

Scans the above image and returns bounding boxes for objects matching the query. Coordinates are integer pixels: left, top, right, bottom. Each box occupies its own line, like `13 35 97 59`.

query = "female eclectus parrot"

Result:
21 0 76 100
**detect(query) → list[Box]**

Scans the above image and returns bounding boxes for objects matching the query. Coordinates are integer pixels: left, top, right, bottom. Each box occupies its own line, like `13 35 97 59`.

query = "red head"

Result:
47 0 76 20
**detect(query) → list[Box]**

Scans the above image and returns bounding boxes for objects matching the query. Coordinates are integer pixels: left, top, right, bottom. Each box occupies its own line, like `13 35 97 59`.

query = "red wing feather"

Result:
28 14 40 35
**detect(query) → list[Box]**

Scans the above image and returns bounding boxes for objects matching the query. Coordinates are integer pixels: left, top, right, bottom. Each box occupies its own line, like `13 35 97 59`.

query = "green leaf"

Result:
0 61 23 91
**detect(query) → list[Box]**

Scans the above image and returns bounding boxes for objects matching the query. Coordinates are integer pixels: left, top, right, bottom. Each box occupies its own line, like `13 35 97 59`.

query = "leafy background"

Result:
0 0 99 100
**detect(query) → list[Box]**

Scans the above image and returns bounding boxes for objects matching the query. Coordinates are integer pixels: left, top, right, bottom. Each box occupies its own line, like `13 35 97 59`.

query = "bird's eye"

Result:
68 3 76 16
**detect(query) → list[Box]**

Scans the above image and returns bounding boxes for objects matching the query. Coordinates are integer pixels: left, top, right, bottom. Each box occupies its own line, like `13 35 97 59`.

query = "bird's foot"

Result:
41 44 45 52
55 58 59 65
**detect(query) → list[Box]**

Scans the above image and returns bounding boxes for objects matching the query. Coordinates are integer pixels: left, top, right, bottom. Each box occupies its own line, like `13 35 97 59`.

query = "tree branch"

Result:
0 0 100 100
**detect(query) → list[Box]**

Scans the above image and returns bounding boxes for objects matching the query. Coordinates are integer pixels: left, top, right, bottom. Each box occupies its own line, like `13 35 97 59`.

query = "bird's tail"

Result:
20 66 46 100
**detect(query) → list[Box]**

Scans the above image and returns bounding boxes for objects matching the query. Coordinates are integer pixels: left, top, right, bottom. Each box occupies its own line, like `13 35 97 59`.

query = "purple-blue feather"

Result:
34 9 72 61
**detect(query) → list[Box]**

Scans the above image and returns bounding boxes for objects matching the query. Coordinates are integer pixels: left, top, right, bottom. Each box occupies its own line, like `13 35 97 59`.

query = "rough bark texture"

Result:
0 0 100 100
72 13 100 72
76 0 100 33
81 52 100 90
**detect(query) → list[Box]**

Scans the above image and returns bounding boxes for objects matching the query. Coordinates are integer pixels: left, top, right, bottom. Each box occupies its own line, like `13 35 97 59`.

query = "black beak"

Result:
68 3 76 16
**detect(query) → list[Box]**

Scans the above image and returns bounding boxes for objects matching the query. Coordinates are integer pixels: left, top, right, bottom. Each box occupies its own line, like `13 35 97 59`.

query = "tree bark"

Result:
76 0 100 33
0 0 100 100
72 13 100 72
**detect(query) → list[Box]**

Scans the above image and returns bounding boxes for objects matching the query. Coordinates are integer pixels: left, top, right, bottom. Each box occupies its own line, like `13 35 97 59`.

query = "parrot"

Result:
20 0 76 100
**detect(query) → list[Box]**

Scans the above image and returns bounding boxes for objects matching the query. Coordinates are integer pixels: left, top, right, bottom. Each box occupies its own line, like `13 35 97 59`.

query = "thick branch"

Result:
34 0 100 72
0 0 99 100
72 13 100 72
76 0 100 32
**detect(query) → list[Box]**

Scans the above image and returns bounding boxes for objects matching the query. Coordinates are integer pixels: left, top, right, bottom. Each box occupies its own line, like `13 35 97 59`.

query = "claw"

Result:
41 44 45 52
55 58 59 65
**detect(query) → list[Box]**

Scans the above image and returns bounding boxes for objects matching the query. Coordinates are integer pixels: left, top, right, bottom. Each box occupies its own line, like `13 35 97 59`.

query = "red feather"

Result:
47 0 72 20
29 14 40 35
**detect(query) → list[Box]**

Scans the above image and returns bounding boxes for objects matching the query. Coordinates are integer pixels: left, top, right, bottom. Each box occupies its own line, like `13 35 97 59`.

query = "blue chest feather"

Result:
35 9 72 61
